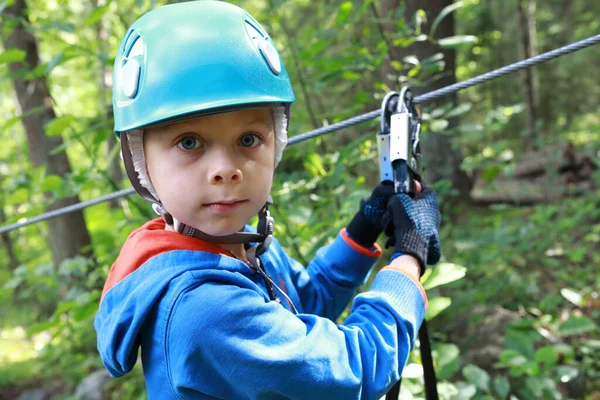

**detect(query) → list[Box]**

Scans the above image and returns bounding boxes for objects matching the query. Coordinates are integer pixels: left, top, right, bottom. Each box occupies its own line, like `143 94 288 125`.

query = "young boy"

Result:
95 1 442 399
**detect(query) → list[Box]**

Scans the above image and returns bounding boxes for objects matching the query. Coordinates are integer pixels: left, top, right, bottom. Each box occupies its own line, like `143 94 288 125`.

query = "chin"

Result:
191 218 247 237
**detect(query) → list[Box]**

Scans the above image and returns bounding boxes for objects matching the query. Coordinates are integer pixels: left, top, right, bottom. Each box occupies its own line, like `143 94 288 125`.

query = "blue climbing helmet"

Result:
112 0 295 133
113 0 294 247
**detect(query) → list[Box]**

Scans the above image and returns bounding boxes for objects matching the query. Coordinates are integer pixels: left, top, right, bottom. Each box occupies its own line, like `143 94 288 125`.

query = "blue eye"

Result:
239 133 261 148
177 136 201 151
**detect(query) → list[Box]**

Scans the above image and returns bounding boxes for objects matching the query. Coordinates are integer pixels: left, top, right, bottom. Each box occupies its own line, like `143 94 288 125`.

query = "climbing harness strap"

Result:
381 89 438 400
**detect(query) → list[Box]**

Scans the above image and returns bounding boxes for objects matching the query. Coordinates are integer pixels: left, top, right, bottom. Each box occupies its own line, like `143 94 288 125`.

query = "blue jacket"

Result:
95 218 427 399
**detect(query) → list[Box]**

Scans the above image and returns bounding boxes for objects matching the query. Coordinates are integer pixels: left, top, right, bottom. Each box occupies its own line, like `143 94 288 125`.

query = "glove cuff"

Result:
346 213 381 249
393 228 428 273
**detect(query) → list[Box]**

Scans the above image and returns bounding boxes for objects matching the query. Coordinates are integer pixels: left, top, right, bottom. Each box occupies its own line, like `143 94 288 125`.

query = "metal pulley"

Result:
377 87 423 195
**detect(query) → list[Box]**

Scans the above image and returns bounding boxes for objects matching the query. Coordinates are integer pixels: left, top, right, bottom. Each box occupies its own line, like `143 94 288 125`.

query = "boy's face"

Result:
144 108 276 237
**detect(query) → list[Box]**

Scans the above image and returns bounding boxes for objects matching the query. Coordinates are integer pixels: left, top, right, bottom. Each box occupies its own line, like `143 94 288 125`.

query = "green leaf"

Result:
422 262 466 290
72 302 98 321
28 320 59 335
482 166 502 182
45 115 75 136
341 70 361 81
463 364 490 391
438 35 477 49
2 114 23 130
493 376 510 398
430 1 464 38
534 346 558 369
0 48 26 64
41 175 62 192
6 188 28 205
558 316 597 336
560 288 583 307
453 382 477 399
425 296 451 320
430 119 449 132
85 4 111 25
54 300 77 315
435 344 461 380
498 349 527 366
304 152 326 177
335 2 353 24
390 60 402 71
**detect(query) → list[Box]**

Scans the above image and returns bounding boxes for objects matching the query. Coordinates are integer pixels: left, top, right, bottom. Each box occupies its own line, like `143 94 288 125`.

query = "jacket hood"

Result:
94 218 231 377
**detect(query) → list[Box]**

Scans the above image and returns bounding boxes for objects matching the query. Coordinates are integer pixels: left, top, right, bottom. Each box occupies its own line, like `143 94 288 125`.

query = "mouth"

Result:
203 199 248 214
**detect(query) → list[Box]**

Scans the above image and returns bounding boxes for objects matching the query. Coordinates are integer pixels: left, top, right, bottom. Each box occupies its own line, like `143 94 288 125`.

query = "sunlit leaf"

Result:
335 2 353 24
556 366 579 383
422 263 466 289
45 115 76 137
401 363 423 378
454 382 477 399
430 119 449 132
6 188 28 205
438 35 477 48
425 296 451 320
390 60 402 71
85 4 111 25
0 48 26 64
304 152 326 177
560 288 583 307
41 175 62 192
430 1 465 38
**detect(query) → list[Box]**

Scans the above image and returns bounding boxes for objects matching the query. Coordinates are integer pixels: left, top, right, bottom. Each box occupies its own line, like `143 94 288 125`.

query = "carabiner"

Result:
377 88 423 195
389 87 422 195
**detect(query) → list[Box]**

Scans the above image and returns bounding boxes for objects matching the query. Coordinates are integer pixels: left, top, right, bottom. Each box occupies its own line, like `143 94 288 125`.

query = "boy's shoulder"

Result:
102 218 232 299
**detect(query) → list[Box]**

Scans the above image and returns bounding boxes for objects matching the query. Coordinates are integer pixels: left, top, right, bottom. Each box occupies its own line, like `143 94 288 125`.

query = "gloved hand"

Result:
346 182 395 248
382 183 441 273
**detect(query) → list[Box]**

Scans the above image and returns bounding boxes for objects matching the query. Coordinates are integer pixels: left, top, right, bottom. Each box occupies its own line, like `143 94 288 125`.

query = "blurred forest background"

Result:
0 0 599 399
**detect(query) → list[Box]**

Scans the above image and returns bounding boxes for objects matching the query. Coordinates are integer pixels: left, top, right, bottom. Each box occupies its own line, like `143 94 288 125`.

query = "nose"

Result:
208 151 243 184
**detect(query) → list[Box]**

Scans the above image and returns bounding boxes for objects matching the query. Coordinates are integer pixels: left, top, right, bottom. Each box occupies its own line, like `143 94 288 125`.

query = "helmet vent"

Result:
128 36 145 58
245 20 264 39
245 18 280 76
121 35 144 98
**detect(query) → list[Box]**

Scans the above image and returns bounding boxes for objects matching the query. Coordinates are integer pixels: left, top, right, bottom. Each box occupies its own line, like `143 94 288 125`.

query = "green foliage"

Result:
1 0 599 398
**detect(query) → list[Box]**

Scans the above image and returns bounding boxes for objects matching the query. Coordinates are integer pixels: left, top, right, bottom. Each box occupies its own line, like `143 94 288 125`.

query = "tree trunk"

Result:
517 0 539 150
0 206 20 271
2 0 94 266
378 0 472 200
94 0 123 208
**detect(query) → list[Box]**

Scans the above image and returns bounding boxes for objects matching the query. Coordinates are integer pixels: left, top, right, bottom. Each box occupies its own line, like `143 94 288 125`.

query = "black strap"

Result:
386 321 438 400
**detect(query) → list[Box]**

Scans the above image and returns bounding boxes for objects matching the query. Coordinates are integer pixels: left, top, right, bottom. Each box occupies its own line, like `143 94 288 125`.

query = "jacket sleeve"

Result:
282 228 383 320
166 267 427 400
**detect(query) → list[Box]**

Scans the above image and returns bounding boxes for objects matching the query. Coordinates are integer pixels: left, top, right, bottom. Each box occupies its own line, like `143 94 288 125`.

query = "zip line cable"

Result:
2 33 599 235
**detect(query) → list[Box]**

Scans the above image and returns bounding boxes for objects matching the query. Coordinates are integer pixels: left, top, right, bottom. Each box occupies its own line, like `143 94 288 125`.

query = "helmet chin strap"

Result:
152 200 274 255
121 132 274 255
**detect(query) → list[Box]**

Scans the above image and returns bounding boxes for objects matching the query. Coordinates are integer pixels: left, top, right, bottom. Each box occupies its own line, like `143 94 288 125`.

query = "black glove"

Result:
382 184 441 272
346 181 395 248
